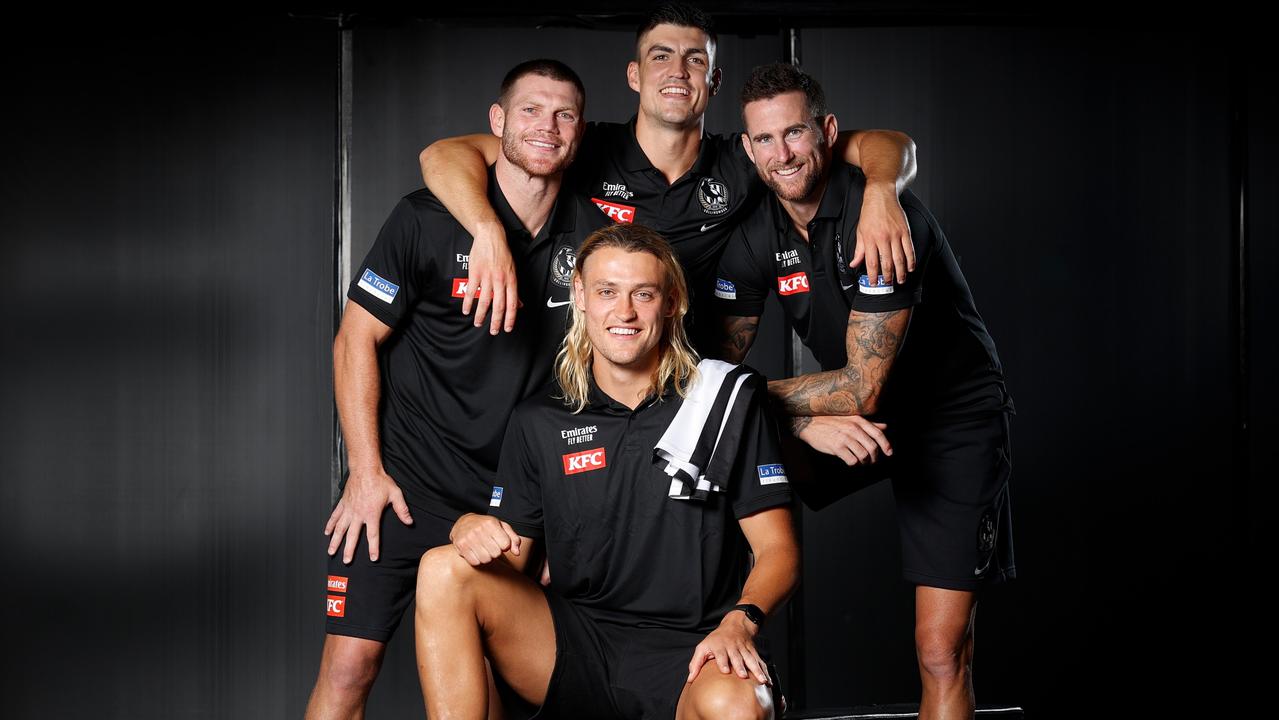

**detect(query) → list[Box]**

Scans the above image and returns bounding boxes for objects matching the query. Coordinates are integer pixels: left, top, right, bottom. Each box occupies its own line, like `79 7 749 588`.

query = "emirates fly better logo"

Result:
562 448 607 475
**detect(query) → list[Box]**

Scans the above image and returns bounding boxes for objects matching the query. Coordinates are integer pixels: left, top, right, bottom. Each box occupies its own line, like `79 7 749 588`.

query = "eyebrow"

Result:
646 44 708 58
752 123 810 142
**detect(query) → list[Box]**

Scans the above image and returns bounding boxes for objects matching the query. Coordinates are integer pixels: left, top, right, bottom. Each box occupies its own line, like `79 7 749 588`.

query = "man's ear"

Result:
709 66 723 96
489 103 505 138
573 275 586 312
626 61 641 94
822 113 839 148
741 131 756 166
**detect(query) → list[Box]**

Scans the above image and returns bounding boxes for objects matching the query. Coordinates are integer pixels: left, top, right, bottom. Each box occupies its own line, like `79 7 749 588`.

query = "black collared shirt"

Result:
714 162 1013 426
346 166 607 518
490 377 792 634
569 118 764 350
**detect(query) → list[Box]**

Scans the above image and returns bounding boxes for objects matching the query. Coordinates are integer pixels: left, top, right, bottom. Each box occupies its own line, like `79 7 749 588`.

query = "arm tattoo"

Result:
767 308 909 417
715 316 760 364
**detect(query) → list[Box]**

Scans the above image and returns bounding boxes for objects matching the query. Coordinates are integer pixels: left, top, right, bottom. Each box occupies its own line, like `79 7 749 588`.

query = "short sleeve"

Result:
488 408 544 539
848 197 934 314
347 198 427 328
712 226 771 318
728 392 794 519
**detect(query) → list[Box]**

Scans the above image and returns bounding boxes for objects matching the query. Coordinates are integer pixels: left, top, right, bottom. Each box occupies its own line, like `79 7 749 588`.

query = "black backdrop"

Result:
2 5 1268 718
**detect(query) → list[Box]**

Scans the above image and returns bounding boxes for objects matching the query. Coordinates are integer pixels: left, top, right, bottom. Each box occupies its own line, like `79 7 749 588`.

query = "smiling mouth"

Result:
773 165 802 177
526 138 560 150
659 86 690 97
608 327 640 335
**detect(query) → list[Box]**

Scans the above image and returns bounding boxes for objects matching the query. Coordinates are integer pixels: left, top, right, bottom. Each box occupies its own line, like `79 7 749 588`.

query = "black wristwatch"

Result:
732 603 766 626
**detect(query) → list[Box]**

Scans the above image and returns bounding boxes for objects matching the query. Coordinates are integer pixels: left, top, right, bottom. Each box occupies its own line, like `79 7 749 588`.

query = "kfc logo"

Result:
592 198 636 224
327 575 348 593
451 278 469 298
327 595 346 617
562 447 607 475
777 272 810 296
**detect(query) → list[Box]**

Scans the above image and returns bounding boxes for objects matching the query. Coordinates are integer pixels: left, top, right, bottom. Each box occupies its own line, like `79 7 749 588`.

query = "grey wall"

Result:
2 14 335 718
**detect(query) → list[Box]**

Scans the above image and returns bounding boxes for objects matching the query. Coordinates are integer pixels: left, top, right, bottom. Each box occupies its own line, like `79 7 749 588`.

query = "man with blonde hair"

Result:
415 223 800 720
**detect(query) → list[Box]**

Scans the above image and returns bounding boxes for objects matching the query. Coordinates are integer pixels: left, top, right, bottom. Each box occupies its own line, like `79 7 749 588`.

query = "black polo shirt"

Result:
489 377 792 634
713 162 1013 428
346 166 607 519
569 118 764 349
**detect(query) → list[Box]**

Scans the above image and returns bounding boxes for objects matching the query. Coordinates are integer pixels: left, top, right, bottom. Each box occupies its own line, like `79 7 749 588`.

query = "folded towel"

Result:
655 359 759 501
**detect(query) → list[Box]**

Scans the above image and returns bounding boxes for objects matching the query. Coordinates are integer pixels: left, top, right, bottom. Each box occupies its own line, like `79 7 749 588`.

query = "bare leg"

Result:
305 634 386 720
415 546 557 720
675 663 773 720
915 586 977 720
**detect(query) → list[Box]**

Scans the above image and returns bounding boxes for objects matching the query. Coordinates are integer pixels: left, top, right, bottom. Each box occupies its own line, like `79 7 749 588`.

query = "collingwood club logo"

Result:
552 245 577 288
697 177 729 216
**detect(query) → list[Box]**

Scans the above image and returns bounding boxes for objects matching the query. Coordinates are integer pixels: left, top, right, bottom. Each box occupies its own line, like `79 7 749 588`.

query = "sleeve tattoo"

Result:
767 308 909 417
716 316 760 364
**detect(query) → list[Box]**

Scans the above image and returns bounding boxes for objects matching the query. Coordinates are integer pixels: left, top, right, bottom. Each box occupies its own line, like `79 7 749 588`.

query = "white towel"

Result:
654 359 758 501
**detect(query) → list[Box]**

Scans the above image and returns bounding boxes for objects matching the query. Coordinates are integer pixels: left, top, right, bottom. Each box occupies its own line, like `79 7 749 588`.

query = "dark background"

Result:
2 3 1267 718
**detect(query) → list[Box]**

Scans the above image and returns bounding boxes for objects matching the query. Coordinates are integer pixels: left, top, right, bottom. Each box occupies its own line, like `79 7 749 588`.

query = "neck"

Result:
777 172 832 243
494 157 560 236
635 112 704 185
591 350 661 410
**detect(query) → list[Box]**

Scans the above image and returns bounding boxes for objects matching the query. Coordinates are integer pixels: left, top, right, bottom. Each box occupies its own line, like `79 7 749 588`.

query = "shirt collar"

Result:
488 163 576 245
586 369 672 413
767 161 860 236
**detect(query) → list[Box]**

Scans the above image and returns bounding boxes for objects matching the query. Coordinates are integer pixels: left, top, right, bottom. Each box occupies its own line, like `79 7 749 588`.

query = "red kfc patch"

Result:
327 595 346 617
591 198 635 224
777 272 810 296
451 278 470 298
562 447 607 475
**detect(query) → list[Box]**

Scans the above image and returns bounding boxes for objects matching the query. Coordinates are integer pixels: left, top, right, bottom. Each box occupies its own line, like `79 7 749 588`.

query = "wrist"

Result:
728 603 765 634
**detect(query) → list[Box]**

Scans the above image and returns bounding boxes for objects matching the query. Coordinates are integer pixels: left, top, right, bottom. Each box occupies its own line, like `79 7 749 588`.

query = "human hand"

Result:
324 468 413 563
793 415 891 465
449 513 522 566
686 611 769 685
463 221 520 334
851 182 915 286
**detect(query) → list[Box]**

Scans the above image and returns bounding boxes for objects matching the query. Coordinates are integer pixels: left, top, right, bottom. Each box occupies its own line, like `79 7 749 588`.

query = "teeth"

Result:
660 87 689 95
775 166 801 176
528 140 557 148
609 328 639 335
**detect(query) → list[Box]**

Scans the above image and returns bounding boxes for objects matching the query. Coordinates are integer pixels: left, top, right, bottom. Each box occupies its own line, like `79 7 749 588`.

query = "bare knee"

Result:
915 625 973 682
317 636 383 695
416 545 474 606
685 679 771 720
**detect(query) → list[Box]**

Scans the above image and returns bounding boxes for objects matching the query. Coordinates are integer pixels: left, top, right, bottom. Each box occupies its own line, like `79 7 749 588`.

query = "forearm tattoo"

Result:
716 316 760 364
769 309 909 417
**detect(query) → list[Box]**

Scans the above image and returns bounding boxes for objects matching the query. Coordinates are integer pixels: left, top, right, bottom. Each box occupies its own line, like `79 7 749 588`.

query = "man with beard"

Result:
415 223 798 720
417 3 918 353
713 64 1015 719
305 59 608 719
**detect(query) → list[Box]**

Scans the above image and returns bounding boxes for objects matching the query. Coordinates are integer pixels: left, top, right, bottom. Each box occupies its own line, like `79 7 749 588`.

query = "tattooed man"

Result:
712 64 1016 720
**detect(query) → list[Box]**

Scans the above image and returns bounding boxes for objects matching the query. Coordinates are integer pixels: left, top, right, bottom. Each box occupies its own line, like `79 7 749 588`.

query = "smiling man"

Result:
713 64 1016 720
415 223 800 720
418 2 918 351
304 60 607 720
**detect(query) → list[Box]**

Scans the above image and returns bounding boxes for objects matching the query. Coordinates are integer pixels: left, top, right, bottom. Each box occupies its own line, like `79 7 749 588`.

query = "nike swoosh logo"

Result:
841 282 856 291
700 222 723 232
546 298 571 308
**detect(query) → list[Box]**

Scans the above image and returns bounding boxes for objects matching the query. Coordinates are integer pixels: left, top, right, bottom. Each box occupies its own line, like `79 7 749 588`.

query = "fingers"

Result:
503 282 519 334
461 270 478 317
473 279 493 329
901 225 917 272
343 519 363 564
687 645 713 684
327 510 350 556
540 557 552 586
864 244 882 288
323 504 341 537
501 521 522 557
366 522 381 563
850 235 865 270
390 488 414 525
740 645 770 685
855 418 892 456
891 235 909 285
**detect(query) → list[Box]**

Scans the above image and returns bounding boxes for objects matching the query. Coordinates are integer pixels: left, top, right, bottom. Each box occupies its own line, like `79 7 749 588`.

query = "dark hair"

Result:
635 2 717 60
498 59 586 113
740 63 829 123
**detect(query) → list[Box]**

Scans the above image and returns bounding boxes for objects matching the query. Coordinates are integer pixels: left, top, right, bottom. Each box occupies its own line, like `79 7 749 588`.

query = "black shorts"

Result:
535 592 775 720
323 503 455 642
787 412 1015 591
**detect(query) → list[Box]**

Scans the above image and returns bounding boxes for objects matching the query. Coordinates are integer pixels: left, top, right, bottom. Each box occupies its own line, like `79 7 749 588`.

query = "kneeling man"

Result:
415 223 799 720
